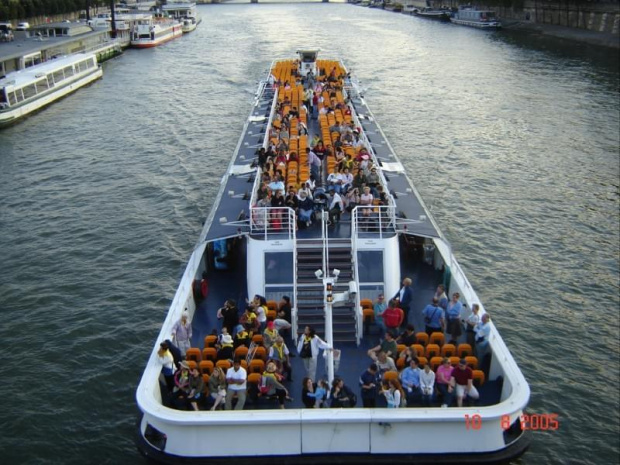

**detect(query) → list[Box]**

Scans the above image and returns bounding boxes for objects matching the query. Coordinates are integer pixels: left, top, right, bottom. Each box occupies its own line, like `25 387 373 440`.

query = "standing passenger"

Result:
172 311 192 356
297 326 331 382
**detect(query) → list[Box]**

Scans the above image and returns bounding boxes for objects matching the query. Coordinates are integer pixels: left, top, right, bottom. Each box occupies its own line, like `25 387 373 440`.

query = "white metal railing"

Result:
250 206 297 240
350 214 363 345
352 205 396 238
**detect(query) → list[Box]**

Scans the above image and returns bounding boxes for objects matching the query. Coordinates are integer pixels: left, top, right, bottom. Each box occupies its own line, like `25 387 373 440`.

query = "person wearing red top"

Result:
382 299 404 333
448 359 480 407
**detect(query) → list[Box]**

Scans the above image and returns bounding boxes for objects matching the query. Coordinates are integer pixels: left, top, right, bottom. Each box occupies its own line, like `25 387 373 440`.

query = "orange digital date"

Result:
502 413 559 431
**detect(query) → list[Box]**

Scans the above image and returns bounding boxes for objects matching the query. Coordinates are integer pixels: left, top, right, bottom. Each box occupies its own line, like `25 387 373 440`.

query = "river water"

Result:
0 4 618 464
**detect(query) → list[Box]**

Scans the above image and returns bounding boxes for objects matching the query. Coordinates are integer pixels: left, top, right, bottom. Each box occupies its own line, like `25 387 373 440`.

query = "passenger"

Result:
434 284 449 310
398 346 417 368
259 363 290 409
366 167 380 196
338 167 353 193
208 366 227 411
359 186 374 220
328 191 344 225
297 191 314 227
234 327 251 349
297 182 313 200
344 186 360 214
275 296 292 333
263 321 279 350
157 341 175 392
423 297 445 337
172 361 191 409
307 147 322 182
445 292 463 345
186 367 204 411
372 292 387 338
268 336 292 381
171 311 192 356
297 325 331 382
374 350 397 375
270 189 285 230
400 358 422 406
305 379 329 408
216 334 234 361
224 359 247 411
381 378 405 408
359 363 379 408
252 295 268 333
393 278 413 328
448 359 480 407
239 305 259 335
475 313 491 357
330 378 356 408
163 338 182 369
436 358 453 408
382 299 404 335
302 378 317 408
326 169 340 193
396 324 417 346
217 299 238 336
465 303 481 348
367 330 398 360
419 363 436 407
284 187 298 210
352 169 367 191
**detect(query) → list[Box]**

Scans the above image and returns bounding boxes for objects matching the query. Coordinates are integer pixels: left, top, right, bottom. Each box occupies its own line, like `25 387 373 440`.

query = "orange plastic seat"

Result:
429 332 445 347
396 344 406 357
425 344 441 359
202 347 217 362
415 332 429 347
216 360 232 371
199 360 214 375
267 310 277 321
234 346 249 360
204 335 218 348
253 346 267 361
411 344 425 358
396 357 406 370
441 344 456 358
252 335 264 346
187 360 198 371
472 370 485 387
360 298 373 309
247 372 262 385
457 343 473 358
185 348 201 363
201 374 210 393
266 300 278 312
363 308 374 323
249 359 265 374
383 370 399 382
465 356 478 370
417 357 428 368
430 356 443 371
449 356 460 367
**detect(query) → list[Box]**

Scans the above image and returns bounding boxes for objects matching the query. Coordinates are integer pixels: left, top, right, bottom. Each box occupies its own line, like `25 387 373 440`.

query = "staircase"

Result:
295 238 357 344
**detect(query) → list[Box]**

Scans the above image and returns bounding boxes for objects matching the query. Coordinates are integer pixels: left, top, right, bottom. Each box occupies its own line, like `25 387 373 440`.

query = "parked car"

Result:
0 22 14 41
16 22 30 31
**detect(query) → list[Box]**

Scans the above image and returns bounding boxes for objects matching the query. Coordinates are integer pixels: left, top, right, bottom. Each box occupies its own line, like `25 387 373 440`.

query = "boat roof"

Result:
0 53 97 89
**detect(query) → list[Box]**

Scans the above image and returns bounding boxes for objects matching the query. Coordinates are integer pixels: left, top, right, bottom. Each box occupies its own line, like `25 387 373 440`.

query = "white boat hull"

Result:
450 18 501 28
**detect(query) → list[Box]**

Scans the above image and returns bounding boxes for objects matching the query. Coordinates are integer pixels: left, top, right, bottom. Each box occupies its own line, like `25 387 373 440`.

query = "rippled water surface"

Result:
0 4 618 464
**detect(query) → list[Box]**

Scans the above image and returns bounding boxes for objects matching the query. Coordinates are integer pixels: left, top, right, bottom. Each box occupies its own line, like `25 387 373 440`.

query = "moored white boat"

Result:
450 6 501 29
136 51 530 464
162 1 201 33
130 16 183 48
0 53 102 128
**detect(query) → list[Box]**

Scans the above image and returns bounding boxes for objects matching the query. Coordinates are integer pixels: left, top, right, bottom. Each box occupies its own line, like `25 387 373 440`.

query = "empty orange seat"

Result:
252 335 264 346
253 346 267 361
472 370 485 387
266 300 278 311
249 359 265 374
415 332 429 347
199 360 214 375
430 356 443 371
201 374 210 392
396 357 407 370
186 348 201 363
449 356 460 367
363 308 374 323
429 332 445 347
441 344 456 358
360 298 373 309
465 356 478 370
383 371 399 382
204 335 217 348
187 360 198 371
425 344 441 359
234 346 249 360
411 344 425 358
267 310 277 321
396 344 406 357
216 360 232 371
202 347 217 362
457 343 473 358
247 372 262 385
417 356 428 368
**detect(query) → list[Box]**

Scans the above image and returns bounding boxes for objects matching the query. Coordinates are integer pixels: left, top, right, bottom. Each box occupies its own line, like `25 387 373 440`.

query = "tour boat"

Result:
0 53 102 128
450 6 501 29
130 16 183 48
136 50 530 463
412 7 452 21
162 1 201 33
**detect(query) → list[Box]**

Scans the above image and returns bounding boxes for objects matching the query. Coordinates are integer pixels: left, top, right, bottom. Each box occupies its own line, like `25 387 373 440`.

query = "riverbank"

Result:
502 19 620 49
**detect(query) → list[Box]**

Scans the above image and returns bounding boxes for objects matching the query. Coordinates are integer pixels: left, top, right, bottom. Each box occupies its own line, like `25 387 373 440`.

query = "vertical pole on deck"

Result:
324 277 335 385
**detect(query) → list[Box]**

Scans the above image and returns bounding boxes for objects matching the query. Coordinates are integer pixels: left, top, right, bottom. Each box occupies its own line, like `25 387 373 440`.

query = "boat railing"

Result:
249 206 297 240
351 205 397 238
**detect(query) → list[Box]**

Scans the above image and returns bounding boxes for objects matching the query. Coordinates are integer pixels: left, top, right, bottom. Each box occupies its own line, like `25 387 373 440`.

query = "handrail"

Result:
350 216 363 345
351 205 396 239
249 206 297 240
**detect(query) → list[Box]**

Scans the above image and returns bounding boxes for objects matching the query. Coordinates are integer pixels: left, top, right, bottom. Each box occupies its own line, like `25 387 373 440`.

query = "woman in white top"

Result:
465 303 481 347
420 364 436 407
360 186 374 218
157 341 175 392
382 379 404 408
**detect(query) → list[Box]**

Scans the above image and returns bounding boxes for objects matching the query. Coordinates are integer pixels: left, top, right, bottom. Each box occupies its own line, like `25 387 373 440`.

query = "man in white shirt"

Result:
475 313 491 358
225 359 247 410
328 191 344 225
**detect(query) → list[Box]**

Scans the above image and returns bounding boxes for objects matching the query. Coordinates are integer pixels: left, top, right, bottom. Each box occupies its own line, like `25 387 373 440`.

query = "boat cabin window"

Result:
299 52 317 63
35 77 49 93
8 90 18 105
264 252 294 285
63 66 74 78
51 69 65 84
23 52 42 69
357 250 384 283
22 83 37 100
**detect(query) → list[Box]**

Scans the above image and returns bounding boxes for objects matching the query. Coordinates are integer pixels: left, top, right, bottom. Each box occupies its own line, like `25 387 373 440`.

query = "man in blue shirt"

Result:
359 363 379 408
423 297 445 336
400 358 422 406
373 293 387 338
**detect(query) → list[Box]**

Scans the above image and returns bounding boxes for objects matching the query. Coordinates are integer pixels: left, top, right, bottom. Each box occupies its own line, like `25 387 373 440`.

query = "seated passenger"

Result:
234 327 251 349
239 306 259 335
187 367 204 411
224 359 247 411
381 379 405 408
397 324 417 346
302 378 317 408
305 379 329 408
259 362 289 408
436 358 453 407
328 191 344 225
367 331 398 360
400 358 422 405
374 350 397 375
263 321 279 350
359 186 374 218
448 359 480 407
330 378 356 408
217 334 234 361
297 191 314 227
420 363 436 407
269 336 292 381
208 366 227 411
